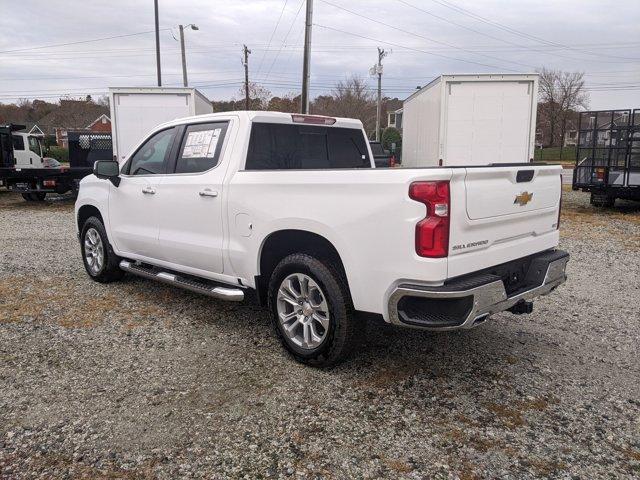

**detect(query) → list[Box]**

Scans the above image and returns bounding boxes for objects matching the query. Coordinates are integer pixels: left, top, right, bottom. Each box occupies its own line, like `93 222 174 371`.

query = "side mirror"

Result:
93 160 120 187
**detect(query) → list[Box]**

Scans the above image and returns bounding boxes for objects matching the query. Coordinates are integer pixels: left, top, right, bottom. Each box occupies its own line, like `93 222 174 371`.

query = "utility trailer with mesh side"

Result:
573 109 640 207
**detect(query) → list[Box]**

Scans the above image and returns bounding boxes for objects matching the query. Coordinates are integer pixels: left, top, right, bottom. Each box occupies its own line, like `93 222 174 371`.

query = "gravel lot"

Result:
0 189 639 479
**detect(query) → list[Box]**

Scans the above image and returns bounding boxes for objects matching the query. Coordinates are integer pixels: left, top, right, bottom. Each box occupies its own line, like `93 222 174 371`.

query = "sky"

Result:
0 0 639 109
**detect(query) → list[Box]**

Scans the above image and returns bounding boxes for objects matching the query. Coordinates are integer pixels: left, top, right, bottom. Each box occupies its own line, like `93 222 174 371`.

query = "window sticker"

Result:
182 128 221 158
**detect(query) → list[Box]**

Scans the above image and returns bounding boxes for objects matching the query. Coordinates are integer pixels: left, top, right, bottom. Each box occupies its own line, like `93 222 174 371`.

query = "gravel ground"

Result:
0 189 639 479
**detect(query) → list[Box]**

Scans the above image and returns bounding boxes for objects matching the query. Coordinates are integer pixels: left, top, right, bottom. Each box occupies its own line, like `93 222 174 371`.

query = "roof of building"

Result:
87 113 111 128
35 100 109 134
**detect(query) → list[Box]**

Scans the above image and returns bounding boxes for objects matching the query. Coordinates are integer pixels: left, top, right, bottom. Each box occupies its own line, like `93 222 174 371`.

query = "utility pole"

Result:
371 47 389 142
154 0 161 86
179 25 187 87
177 24 198 87
300 0 313 114
243 45 251 110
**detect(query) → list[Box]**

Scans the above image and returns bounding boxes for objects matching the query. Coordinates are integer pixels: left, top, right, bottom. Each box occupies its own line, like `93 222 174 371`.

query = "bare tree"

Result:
312 75 377 136
538 68 589 146
236 82 272 110
267 93 300 113
96 95 110 108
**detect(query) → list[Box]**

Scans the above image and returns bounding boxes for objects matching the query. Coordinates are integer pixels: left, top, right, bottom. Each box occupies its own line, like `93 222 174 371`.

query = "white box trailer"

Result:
109 87 213 162
401 74 538 167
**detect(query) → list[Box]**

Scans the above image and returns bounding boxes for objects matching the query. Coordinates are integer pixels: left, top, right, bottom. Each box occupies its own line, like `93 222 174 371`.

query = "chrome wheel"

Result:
277 273 330 350
84 227 104 275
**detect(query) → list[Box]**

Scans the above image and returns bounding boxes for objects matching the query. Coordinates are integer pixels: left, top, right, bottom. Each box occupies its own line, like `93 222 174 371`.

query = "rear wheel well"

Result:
77 205 103 231
257 230 350 306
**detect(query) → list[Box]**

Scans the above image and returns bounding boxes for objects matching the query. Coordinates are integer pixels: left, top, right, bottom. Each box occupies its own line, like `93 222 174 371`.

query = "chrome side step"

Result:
119 260 244 302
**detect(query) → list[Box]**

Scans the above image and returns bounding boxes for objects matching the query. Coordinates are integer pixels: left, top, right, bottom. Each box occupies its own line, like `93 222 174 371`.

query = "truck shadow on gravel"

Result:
120 274 535 384
0 190 75 210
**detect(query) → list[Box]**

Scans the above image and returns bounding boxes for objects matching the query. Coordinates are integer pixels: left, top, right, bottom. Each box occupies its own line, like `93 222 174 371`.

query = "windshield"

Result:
28 136 42 157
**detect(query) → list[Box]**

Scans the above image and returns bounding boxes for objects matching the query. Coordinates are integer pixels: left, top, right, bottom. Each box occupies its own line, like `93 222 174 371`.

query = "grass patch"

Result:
0 275 164 329
486 397 551 429
534 146 576 163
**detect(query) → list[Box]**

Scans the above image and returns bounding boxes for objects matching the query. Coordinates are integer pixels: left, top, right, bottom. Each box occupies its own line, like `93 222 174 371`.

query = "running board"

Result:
119 260 244 302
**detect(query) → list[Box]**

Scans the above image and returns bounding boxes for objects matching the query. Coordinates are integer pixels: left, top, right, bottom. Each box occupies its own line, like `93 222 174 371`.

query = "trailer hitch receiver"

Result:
508 300 534 315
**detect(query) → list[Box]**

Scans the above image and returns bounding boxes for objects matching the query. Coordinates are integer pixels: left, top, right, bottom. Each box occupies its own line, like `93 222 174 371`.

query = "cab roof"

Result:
155 111 364 131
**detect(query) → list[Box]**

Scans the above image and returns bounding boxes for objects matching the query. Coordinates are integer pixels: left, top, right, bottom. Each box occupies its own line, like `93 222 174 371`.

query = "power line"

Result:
0 29 171 54
282 24 306 69
398 0 640 63
396 0 524 49
3 81 640 102
313 23 515 71
255 0 290 78
318 0 536 71
262 0 306 81
428 0 640 62
3 40 638 58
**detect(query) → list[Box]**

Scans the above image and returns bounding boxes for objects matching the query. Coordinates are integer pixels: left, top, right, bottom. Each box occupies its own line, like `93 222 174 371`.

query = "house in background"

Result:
387 108 403 131
34 99 110 148
86 114 111 133
564 130 578 147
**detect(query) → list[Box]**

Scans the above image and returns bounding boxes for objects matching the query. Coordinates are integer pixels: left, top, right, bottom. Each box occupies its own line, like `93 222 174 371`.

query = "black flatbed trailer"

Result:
0 126 112 201
0 166 92 199
572 109 640 207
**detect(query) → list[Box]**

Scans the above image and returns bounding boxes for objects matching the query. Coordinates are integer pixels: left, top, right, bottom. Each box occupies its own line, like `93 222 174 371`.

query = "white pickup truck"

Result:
75 111 569 367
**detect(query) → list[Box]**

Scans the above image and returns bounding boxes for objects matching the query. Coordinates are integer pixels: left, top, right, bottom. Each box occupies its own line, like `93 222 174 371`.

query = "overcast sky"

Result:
1 0 638 109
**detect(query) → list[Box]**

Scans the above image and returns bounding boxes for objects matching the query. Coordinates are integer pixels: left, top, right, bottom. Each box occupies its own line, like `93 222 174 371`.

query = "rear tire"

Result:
80 216 124 283
267 253 357 368
21 193 33 201
590 191 615 208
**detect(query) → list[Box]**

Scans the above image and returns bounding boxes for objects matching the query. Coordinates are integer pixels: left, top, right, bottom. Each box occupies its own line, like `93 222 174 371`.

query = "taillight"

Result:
557 173 562 229
43 179 56 187
409 181 450 258
595 167 605 182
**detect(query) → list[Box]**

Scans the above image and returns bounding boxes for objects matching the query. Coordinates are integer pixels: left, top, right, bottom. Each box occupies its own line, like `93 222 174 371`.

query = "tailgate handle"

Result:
516 170 535 183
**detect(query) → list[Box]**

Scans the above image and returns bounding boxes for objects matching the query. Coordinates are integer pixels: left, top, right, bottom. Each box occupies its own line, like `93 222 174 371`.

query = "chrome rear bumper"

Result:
388 250 569 331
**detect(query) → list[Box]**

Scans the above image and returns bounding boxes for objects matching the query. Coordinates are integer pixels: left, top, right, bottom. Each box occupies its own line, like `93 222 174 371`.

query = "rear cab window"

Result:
12 135 25 151
245 123 371 170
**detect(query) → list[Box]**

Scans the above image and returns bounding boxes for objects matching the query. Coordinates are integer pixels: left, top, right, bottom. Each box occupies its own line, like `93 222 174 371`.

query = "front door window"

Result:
126 128 176 176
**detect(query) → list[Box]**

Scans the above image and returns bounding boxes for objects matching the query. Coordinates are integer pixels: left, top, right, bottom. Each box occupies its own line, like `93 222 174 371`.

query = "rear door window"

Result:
174 122 229 174
245 123 370 170
28 136 41 156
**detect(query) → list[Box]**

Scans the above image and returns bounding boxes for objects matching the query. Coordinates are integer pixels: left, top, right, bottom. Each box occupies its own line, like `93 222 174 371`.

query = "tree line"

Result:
211 75 402 140
0 69 588 149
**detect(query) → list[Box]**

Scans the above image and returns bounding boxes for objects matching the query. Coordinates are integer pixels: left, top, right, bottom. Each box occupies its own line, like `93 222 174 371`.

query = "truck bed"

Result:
227 163 562 317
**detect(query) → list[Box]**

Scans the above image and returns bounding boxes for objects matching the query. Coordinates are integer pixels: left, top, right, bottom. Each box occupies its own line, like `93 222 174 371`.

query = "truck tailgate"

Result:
448 165 562 278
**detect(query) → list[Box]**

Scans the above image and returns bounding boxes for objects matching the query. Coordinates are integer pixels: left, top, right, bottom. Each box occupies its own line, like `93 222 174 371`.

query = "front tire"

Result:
80 216 124 283
267 253 357 367
21 192 45 201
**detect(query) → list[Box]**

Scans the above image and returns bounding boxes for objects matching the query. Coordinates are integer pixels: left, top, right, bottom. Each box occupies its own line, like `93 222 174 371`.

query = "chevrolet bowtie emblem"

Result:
514 191 533 206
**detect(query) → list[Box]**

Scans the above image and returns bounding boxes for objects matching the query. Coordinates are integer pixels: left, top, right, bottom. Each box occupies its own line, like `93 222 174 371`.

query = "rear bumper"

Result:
387 249 569 331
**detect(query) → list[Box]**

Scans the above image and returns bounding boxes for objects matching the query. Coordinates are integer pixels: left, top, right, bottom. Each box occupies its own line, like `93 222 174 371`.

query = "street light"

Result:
178 24 198 87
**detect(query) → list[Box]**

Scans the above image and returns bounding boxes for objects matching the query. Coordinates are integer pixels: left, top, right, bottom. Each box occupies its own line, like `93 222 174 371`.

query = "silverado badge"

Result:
514 191 533 206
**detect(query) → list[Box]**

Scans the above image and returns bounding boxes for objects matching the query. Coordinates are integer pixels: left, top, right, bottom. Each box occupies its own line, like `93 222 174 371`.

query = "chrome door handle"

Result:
199 189 218 197
142 186 156 195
